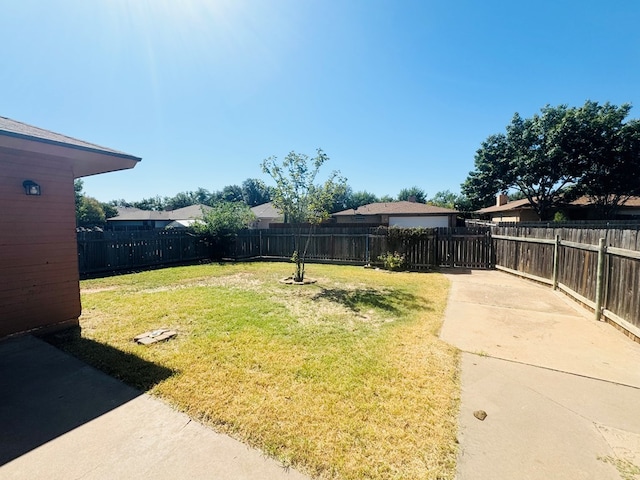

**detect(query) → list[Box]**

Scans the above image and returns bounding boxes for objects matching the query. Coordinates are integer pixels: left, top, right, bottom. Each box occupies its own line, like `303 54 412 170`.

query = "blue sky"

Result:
2 0 639 203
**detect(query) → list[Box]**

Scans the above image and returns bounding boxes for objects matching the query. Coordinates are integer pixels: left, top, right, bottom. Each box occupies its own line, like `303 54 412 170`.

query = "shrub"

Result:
553 211 569 223
378 251 407 271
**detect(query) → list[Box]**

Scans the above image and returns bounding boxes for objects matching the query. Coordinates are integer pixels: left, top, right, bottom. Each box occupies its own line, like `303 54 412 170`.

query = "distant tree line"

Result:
107 182 466 213
76 176 469 228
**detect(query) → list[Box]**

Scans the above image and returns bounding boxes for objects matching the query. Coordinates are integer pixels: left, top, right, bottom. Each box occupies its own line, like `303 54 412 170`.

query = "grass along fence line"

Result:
50 262 460 480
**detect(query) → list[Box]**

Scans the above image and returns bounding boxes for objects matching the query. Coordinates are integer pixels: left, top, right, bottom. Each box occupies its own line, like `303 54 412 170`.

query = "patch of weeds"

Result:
599 455 640 480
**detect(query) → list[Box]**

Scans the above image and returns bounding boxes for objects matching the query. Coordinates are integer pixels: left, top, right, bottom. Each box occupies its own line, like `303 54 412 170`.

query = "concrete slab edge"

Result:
463 351 640 390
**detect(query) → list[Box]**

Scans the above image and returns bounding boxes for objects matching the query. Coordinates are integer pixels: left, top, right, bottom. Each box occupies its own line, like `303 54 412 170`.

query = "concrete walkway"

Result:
0 336 310 480
440 270 640 480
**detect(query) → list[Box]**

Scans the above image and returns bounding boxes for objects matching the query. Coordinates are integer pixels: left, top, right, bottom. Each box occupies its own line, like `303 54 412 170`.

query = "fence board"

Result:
234 227 493 270
77 230 210 275
492 225 640 338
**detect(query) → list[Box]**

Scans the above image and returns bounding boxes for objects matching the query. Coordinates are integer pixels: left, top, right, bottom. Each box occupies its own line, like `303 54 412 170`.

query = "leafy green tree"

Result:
74 179 84 208
191 202 255 256
77 196 106 227
460 156 501 211
241 178 272 206
397 186 427 203
462 101 640 219
379 194 395 203
567 103 640 217
75 179 107 227
102 202 119 219
346 190 379 209
108 198 134 208
428 190 459 209
452 195 475 214
212 184 244 203
164 191 197 210
133 196 166 211
193 188 213 205
262 149 347 282
328 183 351 213
463 105 583 219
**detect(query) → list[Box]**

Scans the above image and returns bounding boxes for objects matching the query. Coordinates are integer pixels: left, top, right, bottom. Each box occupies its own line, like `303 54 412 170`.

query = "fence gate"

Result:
436 228 493 269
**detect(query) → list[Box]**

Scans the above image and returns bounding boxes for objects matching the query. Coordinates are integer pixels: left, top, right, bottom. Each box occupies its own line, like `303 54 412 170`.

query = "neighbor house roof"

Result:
333 201 458 216
476 198 533 214
167 204 213 219
109 204 212 221
477 196 640 215
569 195 640 207
251 202 282 218
110 209 171 221
0 116 141 177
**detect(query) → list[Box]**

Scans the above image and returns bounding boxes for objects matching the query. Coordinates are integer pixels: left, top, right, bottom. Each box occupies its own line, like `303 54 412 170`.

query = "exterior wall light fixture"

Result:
23 180 41 196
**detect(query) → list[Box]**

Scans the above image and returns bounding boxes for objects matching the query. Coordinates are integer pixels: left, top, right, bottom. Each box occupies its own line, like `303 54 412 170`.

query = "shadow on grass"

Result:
44 327 177 392
0 332 177 466
313 287 432 315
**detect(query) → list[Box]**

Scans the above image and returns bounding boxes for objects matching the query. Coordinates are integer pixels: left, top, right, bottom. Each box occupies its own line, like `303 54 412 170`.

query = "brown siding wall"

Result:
334 214 383 224
0 147 80 337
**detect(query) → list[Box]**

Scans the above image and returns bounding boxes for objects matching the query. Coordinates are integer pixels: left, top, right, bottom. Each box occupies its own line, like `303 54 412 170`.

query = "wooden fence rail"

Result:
77 230 210 276
234 227 494 270
492 226 640 341
77 227 493 276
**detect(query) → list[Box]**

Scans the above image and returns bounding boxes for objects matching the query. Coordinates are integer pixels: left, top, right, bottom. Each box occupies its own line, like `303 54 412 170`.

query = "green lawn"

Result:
51 262 460 480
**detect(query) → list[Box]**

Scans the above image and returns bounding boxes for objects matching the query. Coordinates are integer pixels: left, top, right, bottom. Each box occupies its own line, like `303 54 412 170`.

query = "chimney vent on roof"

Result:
408 195 417 203
497 193 509 207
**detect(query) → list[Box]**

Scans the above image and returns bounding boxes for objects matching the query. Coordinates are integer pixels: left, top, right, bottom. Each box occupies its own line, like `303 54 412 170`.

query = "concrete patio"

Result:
441 270 640 479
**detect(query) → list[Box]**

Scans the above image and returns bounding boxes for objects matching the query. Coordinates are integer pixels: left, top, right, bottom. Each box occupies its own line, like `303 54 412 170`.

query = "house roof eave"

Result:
0 119 141 177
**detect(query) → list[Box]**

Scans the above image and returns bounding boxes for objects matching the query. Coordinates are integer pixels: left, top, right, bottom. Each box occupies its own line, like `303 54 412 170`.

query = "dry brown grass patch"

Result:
62 262 460 479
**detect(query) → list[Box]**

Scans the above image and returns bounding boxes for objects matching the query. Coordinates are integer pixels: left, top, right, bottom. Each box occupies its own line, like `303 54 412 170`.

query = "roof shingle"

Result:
0 116 140 161
333 201 458 216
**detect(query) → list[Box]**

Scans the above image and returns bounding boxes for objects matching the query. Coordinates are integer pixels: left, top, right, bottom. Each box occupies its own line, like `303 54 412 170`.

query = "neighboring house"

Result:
106 204 212 230
475 194 541 223
475 194 640 223
332 201 459 228
250 202 284 229
564 196 640 220
1 116 140 337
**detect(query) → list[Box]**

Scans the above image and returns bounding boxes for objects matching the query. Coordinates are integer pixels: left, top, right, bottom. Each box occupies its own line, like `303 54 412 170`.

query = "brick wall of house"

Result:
0 147 80 337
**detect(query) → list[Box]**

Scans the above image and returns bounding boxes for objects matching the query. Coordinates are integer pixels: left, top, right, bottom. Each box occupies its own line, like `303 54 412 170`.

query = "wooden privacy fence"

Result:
77 230 210 276
234 227 493 270
492 226 640 340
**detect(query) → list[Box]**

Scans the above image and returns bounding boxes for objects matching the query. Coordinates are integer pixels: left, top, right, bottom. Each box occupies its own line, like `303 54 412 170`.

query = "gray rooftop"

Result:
0 116 140 161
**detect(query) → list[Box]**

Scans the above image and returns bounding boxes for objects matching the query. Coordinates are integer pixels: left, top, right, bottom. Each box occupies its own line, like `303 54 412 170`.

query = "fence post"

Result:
552 234 560 290
594 237 606 322
365 234 370 264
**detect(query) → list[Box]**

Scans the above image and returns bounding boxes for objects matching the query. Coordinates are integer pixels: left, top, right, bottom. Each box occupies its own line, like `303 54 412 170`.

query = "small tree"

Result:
77 196 106 227
262 149 347 282
191 202 255 257
75 179 107 228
